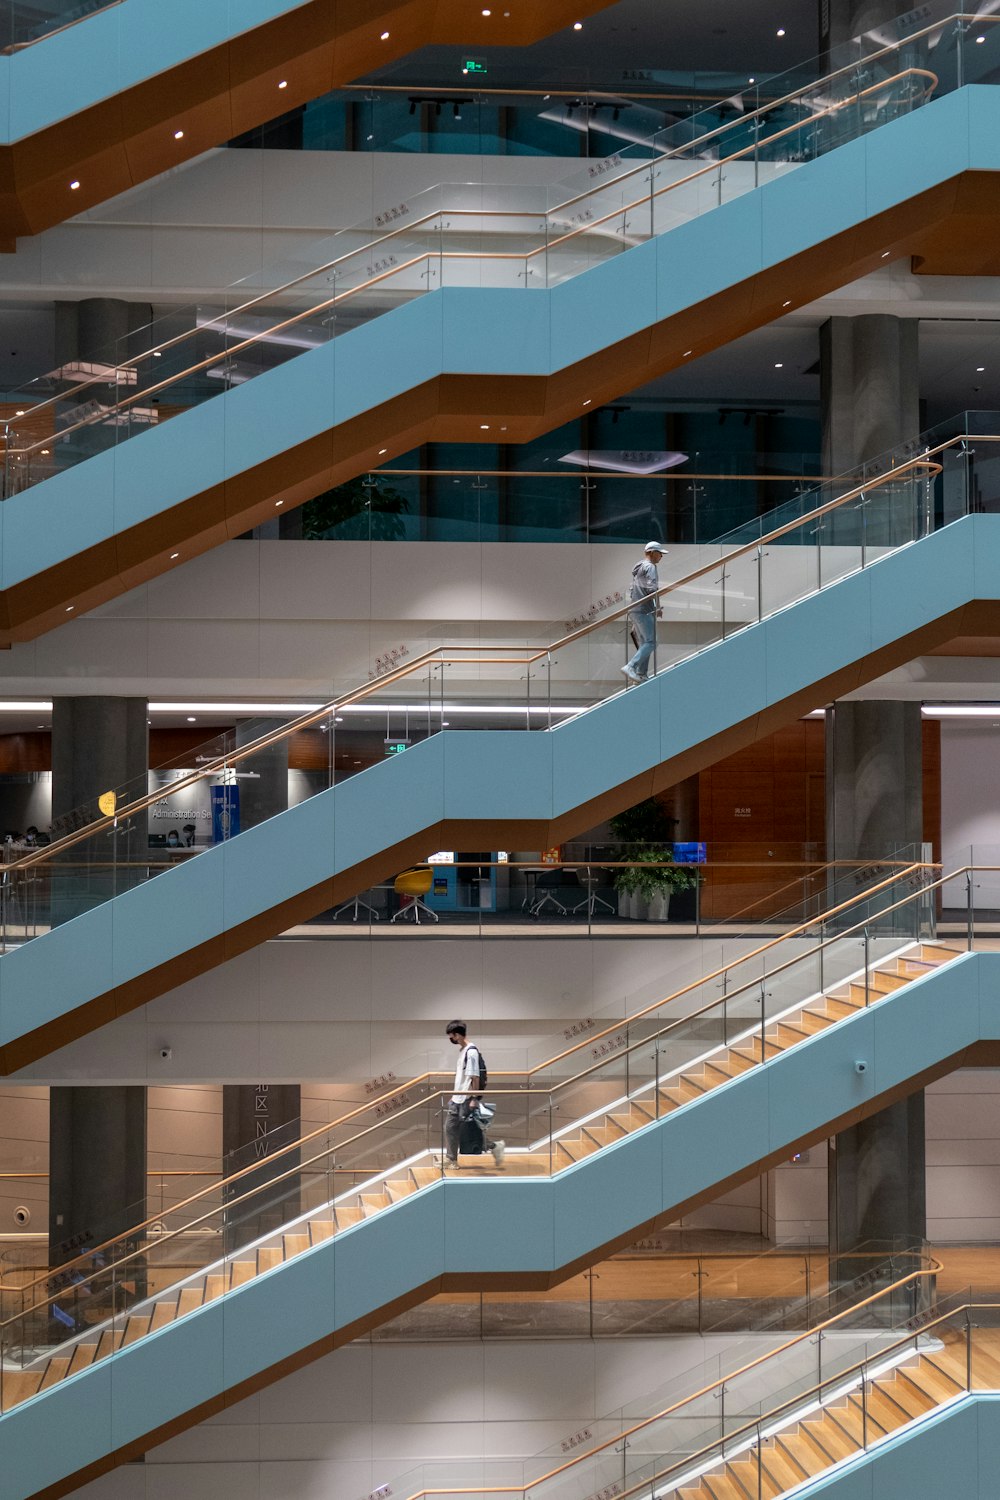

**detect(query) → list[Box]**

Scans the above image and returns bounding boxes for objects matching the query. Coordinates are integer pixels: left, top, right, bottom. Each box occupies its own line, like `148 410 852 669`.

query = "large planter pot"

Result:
646 891 671 922
618 890 631 919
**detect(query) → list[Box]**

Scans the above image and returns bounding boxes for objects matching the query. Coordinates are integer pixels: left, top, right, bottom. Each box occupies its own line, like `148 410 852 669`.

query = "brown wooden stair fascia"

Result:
0 0 615 244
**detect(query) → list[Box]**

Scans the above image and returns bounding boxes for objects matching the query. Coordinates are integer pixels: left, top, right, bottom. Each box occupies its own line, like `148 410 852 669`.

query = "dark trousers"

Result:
445 1101 486 1160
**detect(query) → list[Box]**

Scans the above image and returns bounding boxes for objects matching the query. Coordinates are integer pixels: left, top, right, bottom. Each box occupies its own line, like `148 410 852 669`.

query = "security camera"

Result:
158 1046 173 1061
13 1205 30 1226
854 1059 868 1075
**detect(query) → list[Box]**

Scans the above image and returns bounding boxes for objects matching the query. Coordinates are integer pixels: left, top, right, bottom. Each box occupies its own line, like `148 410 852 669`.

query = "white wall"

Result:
941 721 1000 909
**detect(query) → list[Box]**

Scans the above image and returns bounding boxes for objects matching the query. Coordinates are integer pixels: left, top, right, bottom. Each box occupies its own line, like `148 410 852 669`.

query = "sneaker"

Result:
491 1140 506 1167
620 665 641 683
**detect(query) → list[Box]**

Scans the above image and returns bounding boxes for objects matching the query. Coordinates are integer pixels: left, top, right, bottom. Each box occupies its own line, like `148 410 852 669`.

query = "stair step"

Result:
920 943 962 962
334 1205 363 1229
385 1177 417 1202
308 1218 335 1244
38 1356 71 1391
282 1233 310 1258
176 1286 205 1317
800 1416 851 1464
67 1342 98 1374
411 1167 439 1188
257 1246 284 1272
760 1443 809 1491
582 1121 627 1146
94 1329 124 1362
122 1312 152 1345
915 1355 965 1401
892 1369 940 1417
727 1457 783 1498
202 1274 226 1303
230 1259 257 1287
1 1370 42 1409
149 1302 177 1331
558 1136 598 1162
360 1192 392 1215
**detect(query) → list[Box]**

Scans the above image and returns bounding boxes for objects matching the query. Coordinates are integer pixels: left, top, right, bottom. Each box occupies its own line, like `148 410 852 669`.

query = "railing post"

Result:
861 1374 868 1449
756 1421 763 1500
759 979 766 1061
863 926 871 1006
756 543 763 622
967 869 975 952
966 1307 973 1390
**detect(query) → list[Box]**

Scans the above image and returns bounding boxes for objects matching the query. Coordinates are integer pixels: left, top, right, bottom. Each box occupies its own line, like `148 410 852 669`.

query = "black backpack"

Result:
470 1044 487 1090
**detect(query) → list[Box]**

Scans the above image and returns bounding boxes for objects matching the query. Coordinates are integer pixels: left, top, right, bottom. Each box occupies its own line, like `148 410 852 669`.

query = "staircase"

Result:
1 940 963 1414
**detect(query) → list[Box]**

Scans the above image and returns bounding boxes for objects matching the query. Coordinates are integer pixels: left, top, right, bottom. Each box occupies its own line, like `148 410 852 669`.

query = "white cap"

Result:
644 540 665 555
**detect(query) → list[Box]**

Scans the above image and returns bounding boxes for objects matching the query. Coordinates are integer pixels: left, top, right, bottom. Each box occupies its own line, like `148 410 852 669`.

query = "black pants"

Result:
445 1102 486 1160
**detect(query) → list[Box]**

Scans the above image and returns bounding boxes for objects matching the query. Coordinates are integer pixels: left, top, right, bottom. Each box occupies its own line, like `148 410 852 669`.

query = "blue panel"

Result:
221 788 335 930
549 240 658 370
442 1179 554 1276
967 86 1000 171
332 735 445 874
654 189 763 317
112 398 226 532
553 1126 663 1267
973 1395 1000 1492
0 899 114 1046
1 1357 112 1500
761 568 872 706
441 288 551 375
109 1297 225 1451
971 513 1000 599
551 677 660 818
660 626 767 758
116 0 232 95
441 731 553 822
865 89 970 212
8 7 122 135
867 522 975 649
661 1067 770 1209
872 957 982 1100
335 1186 446 1327
765 1008 876 1154
1 449 116 592
110 845 225 989
333 298 443 428
222 341 336 481
223 1241 335 1386
865 1399 979 1499
759 134 870 265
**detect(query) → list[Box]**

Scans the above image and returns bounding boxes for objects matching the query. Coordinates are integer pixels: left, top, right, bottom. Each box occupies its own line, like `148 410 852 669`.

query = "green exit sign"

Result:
463 57 487 73
384 739 409 755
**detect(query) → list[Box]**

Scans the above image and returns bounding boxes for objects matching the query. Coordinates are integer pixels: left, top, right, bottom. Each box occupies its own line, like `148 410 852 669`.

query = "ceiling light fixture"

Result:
976 33 986 42
14 410 24 416
683 350 692 357
278 79 288 88
380 29 390 39
69 180 80 190
776 26 785 36
482 7 491 13
881 250 890 258
782 300 791 307
187 716 197 723
749 76 756 83
480 423 490 429
170 551 180 559
173 129 184 140
977 366 986 372
152 351 161 358
378 447 388 455
573 20 583 29
774 362 783 369
65 605 74 612
582 398 592 405
275 499 284 507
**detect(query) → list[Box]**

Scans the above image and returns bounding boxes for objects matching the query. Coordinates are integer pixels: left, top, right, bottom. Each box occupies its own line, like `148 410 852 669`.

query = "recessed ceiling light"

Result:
380 29 389 39
976 33 986 42
582 398 591 405
977 366 986 372
69 180 80 190
748 76 756 83
774 362 783 369
482 7 491 13
442 720 450 726
65 605 74 612
776 27 785 36
187 716 197 723
378 447 388 455
275 499 284 507
170 551 180 559
152 350 161 357
480 424 490 429
173 129 184 140
278 79 288 88
881 250 890 258
14 409 24 416
683 350 692 357
573 20 583 29
41 448 49 454
782 300 791 307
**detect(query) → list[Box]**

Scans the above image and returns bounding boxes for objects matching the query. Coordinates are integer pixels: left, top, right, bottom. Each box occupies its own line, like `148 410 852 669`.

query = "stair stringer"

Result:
2 950 997 1500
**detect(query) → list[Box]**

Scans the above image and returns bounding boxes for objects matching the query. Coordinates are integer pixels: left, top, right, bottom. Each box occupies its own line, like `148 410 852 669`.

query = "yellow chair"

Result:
391 866 438 924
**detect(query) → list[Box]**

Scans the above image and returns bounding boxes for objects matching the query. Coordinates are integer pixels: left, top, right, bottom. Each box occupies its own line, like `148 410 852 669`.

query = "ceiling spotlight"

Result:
187 716 197 723
776 27 785 36
582 397 592 405
683 350 692 357
480 423 490 429
482 7 491 13
170 551 180 559
65 605 74 612
69 180 80 190
275 499 284 507
573 20 583 29
278 79 288 88
749 76 756 83
774 362 783 369
14 410 24 416
378 447 388 455
173 129 184 140
152 350 161 358
881 250 890 258
782 300 791 307
976 33 986 42
977 366 986 372
380 29 390 39
41 448 49 454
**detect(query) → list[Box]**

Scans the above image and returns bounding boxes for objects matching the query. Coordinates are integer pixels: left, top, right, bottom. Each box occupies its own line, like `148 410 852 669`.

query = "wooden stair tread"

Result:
334 1206 363 1229
122 1313 152 1345
230 1259 257 1286
149 1302 177 1330
257 1246 283 1271
176 1286 205 1315
94 1329 124 1361
202 1274 225 1303
282 1233 310 1257
2 1370 43 1408
39 1357 71 1390
67 1342 98 1373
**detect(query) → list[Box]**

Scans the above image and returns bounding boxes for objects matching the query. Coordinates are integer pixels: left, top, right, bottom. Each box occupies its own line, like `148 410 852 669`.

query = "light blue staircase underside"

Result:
2 511 998 1055
2 86 999 596
1 950 996 1499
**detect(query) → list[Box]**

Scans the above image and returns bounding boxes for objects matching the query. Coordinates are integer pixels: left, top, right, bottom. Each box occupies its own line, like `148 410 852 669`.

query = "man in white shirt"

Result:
444 1020 504 1168
621 540 665 683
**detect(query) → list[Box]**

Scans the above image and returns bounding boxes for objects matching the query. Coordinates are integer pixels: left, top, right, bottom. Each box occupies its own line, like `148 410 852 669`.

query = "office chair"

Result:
333 889 380 922
391 866 439 923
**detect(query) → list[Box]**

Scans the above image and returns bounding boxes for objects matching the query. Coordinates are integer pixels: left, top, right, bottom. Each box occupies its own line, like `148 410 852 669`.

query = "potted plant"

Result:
609 799 697 921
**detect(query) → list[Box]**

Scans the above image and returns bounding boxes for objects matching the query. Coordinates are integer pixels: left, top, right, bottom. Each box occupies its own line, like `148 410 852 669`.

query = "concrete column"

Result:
824 0 910 54
48 700 149 1289
825 701 923 861
825 700 926 1262
821 315 920 477
54 297 154 369
49 1087 146 1270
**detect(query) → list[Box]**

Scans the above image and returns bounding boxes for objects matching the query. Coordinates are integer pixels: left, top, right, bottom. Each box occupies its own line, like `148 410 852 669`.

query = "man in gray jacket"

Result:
621 541 665 682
